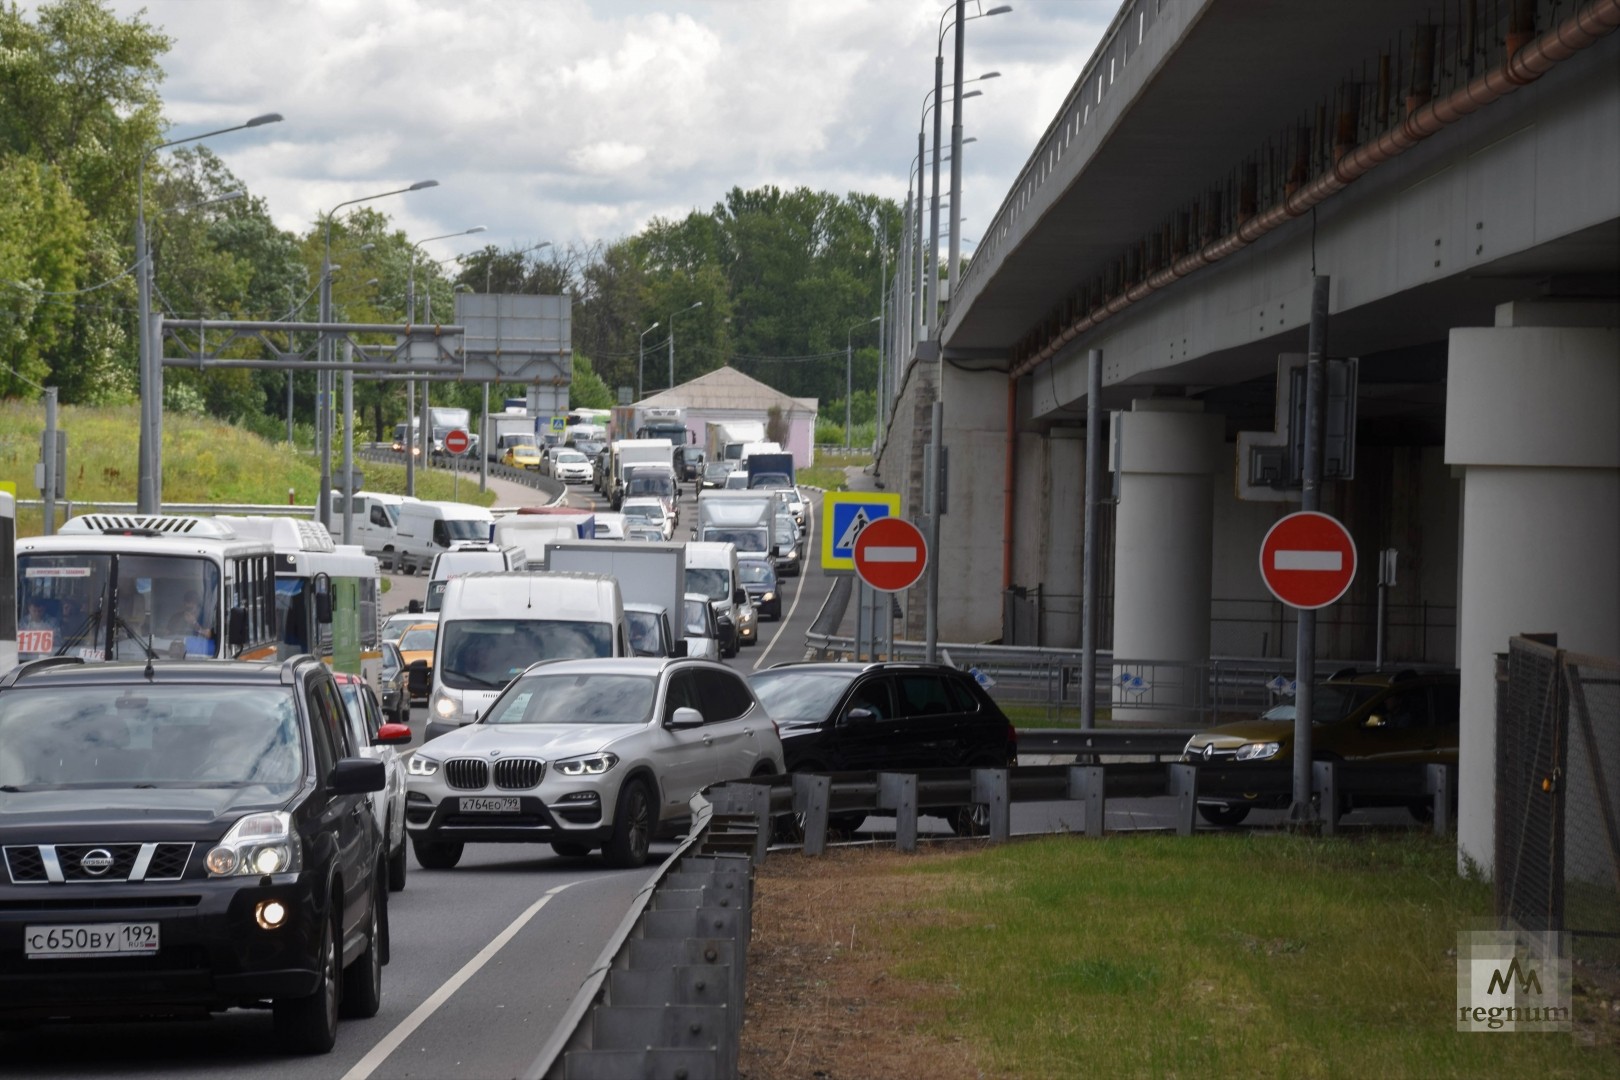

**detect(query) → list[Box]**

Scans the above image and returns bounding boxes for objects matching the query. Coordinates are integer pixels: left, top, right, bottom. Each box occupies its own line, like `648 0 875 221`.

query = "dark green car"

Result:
1180 670 1460 825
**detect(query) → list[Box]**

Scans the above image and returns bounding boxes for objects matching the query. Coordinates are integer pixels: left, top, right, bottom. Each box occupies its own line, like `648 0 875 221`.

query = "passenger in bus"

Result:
167 590 214 640
22 599 56 633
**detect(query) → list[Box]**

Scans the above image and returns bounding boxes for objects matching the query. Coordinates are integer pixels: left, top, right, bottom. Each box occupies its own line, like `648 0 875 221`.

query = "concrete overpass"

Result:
876 0 1620 870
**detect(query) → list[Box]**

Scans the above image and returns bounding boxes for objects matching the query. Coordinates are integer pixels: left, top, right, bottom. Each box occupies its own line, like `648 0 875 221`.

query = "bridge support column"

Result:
1110 400 1225 722
1446 303 1620 874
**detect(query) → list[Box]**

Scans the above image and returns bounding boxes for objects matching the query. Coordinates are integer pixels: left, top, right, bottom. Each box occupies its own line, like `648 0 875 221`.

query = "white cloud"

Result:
87 0 1114 255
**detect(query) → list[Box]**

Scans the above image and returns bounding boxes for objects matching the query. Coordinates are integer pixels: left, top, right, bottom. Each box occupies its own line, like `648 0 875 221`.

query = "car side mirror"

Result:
375 722 412 745
227 606 249 648
842 707 876 726
315 591 333 625
669 706 704 729
671 640 689 658
329 757 386 795
733 587 748 605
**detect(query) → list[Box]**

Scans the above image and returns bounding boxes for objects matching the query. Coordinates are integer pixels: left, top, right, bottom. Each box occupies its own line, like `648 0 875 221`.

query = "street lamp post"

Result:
319 180 439 529
637 321 661 401
400 224 479 498
917 72 996 340
136 111 281 512
951 5 1011 308
668 301 703 392
846 316 880 448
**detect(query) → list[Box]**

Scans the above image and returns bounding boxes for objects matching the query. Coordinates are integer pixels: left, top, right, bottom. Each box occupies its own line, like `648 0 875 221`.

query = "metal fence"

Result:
1495 636 1620 969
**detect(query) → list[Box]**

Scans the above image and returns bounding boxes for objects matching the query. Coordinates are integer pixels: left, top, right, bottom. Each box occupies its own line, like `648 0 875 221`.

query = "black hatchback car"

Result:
748 662 1019 833
0 656 393 1054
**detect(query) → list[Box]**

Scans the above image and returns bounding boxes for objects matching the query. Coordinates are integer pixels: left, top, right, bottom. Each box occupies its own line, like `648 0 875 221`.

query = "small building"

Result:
634 367 818 468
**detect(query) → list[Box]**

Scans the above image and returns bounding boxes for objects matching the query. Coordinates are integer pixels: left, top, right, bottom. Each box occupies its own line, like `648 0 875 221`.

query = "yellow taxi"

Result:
503 442 542 470
396 621 439 702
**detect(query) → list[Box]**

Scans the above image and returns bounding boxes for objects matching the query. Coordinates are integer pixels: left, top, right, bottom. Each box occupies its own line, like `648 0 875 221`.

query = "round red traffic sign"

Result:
853 516 928 593
444 428 471 456
1259 510 1357 609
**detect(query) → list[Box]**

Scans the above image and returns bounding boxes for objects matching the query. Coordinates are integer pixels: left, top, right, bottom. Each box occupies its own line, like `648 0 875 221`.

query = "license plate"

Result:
26 922 159 958
459 797 520 813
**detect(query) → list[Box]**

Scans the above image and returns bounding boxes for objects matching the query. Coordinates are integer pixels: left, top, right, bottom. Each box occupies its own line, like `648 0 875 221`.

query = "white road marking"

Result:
862 545 917 563
753 498 814 671
341 880 579 1080
1274 549 1342 572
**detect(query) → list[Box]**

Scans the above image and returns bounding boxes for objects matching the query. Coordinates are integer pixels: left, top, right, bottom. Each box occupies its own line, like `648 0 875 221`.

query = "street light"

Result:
318 179 438 533
136 111 282 512
918 71 998 339
637 321 661 401
668 301 703 392
950 7 1011 311
846 316 880 449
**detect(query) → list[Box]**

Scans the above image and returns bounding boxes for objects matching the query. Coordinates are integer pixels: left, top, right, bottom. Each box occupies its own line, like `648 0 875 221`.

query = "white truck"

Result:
695 489 777 562
704 420 766 466
426 571 629 740
322 490 418 568
607 438 674 510
542 541 687 658
684 540 751 657
393 500 496 575
486 409 540 462
491 512 596 569
424 542 525 612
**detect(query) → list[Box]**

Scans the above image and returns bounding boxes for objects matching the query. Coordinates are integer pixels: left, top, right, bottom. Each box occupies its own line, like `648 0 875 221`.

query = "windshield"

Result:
0 685 304 791
686 567 731 601
483 672 656 725
739 562 775 585
399 626 438 651
705 527 767 553
625 610 663 656
18 552 222 663
627 474 674 498
623 504 663 524
438 618 614 689
749 671 857 726
381 616 416 643
557 450 585 463
443 519 488 543
1259 684 1383 724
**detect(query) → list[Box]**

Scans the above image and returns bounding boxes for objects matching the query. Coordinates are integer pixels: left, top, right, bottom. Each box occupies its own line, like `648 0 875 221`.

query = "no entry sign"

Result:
853 516 928 593
1259 510 1357 609
444 428 471 456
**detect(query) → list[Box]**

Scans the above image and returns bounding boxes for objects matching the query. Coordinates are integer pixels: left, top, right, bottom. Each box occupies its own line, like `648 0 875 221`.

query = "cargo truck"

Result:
704 420 766 465
744 452 795 490
611 405 694 445
542 540 687 657
607 438 674 509
491 512 596 570
486 409 540 462
694 489 777 563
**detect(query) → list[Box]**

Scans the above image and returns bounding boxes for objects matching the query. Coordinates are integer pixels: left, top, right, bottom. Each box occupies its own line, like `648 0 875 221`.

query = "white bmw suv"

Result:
404 658 783 868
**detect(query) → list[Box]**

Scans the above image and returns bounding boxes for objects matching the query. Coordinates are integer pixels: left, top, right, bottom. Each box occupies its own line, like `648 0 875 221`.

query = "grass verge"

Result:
741 835 1618 1079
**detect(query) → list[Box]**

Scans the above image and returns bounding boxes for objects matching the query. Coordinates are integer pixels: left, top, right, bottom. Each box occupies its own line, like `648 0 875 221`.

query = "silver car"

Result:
335 674 412 892
404 658 784 869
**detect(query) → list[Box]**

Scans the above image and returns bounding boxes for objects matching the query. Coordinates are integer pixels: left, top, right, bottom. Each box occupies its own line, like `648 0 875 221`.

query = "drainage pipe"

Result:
1006 0 1620 381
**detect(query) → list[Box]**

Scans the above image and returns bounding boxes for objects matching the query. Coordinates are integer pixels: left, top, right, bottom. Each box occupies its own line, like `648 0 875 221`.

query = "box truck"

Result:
704 420 766 465
695 489 776 561
542 540 687 657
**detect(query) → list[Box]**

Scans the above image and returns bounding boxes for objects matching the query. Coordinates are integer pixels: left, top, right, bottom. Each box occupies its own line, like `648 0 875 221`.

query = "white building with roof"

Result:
635 367 818 467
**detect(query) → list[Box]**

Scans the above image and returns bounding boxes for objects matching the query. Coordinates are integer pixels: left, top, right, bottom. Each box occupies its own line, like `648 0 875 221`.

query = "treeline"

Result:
0 0 901 443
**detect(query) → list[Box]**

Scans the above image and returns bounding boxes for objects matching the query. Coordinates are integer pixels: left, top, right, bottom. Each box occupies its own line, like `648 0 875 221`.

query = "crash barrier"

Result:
527 795 766 1080
356 445 567 501
711 759 1458 855
802 632 1455 726
19 499 316 521
1494 635 1620 964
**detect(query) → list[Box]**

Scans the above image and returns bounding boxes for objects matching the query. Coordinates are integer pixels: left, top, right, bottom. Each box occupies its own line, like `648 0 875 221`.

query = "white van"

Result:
684 541 752 659
324 490 418 569
393 501 495 575
426 571 630 740
424 542 525 612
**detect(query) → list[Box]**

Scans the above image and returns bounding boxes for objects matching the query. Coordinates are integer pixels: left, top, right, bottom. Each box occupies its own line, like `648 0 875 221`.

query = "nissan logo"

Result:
1202 743 1215 761
80 849 115 876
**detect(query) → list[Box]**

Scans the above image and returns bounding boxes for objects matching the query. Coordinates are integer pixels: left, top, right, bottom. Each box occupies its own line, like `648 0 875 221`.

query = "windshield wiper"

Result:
456 672 508 689
116 614 159 660
54 601 104 657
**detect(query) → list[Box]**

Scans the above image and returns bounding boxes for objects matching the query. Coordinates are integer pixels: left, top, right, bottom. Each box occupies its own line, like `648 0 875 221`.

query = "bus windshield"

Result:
18 553 222 663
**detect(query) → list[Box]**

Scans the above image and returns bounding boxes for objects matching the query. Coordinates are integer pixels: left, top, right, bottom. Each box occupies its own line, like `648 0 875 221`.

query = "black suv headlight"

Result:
206 811 302 877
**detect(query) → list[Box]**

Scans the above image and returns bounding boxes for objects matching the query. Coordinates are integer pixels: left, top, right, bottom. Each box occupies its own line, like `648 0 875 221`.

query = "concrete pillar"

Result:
939 364 1012 644
1110 400 1225 721
1446 302 1620 873
1042 429 1085 647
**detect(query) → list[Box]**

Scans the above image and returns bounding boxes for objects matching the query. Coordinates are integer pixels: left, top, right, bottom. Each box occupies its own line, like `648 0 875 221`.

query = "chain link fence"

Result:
1495 636 1620 973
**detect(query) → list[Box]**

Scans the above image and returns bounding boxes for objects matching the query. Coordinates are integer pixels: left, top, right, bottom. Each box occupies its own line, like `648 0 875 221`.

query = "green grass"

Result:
885 833 1615 1078
1 401 492 537
801 447 873 492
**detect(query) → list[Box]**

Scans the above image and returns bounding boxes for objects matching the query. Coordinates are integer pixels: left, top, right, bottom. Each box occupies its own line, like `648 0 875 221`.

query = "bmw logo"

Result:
1202 743 1215 761
80 849 115 876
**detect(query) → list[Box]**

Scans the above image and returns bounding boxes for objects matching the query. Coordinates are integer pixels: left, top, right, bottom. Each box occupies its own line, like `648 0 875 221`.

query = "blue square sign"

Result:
821 492 901 572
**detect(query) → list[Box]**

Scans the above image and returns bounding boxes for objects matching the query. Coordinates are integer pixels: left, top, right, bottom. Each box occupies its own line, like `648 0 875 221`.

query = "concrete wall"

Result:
939 364 1009 643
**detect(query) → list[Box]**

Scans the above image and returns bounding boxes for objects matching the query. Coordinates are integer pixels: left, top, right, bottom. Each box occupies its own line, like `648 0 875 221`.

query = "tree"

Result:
0 156 88 396
570 354 613 410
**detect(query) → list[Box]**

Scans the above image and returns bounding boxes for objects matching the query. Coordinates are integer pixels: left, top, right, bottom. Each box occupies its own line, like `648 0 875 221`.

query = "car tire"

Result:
603 778 653 869
411 837 463 870
1197 803 1251 827
387 832 408 892
551 842 592 858
273 905 341 1054
340 874 385 1019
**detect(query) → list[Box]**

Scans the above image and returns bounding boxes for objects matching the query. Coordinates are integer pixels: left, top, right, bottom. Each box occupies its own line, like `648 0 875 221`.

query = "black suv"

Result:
748 662 1019 833
0 657 392 1054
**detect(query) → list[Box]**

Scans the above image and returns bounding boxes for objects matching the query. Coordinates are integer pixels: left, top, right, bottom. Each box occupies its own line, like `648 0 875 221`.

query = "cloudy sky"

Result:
101 0 1114 258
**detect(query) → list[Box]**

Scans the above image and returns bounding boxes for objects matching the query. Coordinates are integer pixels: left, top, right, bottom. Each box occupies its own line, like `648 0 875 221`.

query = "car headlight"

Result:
553 752 619 777
206 811 301 878
433 692 458 719
1234 741 1282 761
407 755 440 777
762 592 776 602
1183 737 1199 757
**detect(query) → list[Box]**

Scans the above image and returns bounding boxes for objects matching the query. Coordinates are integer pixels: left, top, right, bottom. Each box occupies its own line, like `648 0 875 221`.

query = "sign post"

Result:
445 428 470 499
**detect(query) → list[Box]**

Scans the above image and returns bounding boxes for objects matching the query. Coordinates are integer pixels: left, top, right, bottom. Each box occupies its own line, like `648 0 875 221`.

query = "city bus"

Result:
215 515 382 677
0 492 16 673
15 513 280 663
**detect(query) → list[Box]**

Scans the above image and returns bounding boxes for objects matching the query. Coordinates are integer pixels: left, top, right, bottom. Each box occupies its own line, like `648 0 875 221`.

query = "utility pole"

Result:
1291 275 1331 824
42 388 59 536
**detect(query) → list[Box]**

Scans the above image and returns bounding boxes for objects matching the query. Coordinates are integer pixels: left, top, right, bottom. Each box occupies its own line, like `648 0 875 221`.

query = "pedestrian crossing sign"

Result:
821 492 901 573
